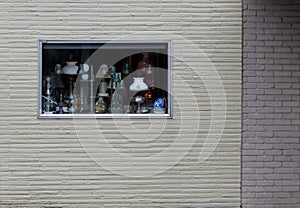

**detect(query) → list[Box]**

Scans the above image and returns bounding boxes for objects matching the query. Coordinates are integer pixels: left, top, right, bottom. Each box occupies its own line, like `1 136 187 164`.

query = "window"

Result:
38 39 172 118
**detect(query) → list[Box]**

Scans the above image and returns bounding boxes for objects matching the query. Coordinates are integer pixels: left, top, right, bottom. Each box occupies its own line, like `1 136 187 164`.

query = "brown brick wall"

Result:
242 0 300 207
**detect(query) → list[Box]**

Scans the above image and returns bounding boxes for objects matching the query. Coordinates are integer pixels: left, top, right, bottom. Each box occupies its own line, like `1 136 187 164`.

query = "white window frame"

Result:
38 39 172 118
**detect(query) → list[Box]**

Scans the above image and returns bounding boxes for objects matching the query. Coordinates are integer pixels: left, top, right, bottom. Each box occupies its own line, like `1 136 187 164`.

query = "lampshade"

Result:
129 77 148 91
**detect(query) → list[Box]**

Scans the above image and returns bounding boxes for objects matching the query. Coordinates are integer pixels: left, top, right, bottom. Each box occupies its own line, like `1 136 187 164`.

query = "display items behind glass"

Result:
38 40 171 118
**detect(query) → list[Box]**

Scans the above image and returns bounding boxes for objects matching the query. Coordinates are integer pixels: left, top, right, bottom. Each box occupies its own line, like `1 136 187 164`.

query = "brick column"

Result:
242 0 300 207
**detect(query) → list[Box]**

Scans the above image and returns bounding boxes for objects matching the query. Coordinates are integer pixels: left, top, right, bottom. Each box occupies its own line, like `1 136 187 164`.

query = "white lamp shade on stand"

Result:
129 77 148 91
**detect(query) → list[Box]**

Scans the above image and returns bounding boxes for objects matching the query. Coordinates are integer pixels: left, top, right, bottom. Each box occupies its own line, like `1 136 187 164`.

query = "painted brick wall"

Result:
242 0 300 207
0 1 241 208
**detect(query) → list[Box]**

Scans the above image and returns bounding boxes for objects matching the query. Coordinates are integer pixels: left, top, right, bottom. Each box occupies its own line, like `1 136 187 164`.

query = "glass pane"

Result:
38 40 172 118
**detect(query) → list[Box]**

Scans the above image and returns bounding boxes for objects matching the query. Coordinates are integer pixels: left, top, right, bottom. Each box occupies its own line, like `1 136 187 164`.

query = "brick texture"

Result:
242 0 300 207
0 1 241 208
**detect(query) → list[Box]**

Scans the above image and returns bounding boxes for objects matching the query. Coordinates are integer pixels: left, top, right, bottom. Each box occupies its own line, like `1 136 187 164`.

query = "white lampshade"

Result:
130 77 148 91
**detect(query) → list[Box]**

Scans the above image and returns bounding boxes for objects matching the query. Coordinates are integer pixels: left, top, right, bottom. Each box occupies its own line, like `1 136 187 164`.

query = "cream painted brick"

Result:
0 0 241 207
